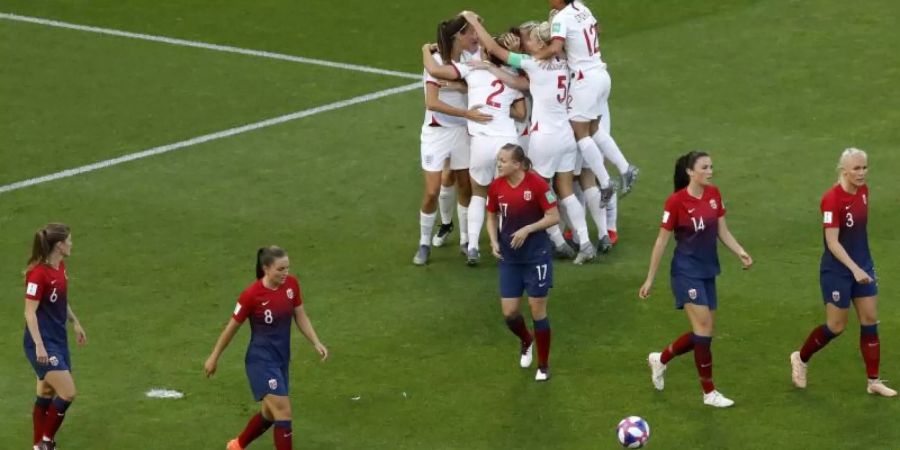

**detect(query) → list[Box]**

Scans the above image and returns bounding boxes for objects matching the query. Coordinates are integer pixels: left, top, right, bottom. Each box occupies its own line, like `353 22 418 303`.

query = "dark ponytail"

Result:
27 223 69 270
436 16 468 64
501 143 533 172
673 151 709 192
256 245 287 279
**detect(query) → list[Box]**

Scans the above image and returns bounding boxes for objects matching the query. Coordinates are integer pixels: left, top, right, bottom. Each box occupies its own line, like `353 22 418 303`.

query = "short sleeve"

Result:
25 269 44 301
486 182 499 213
451 61 467 80
661 194 680 231
291 278 304 308
534 177 557 211
551 15 567 41
821 190 840 229
232 290 254 323
714 187 726 218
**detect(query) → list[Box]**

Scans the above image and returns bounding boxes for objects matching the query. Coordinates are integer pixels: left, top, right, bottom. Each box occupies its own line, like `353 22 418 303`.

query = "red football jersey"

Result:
233 275 303 364
487 171 557 262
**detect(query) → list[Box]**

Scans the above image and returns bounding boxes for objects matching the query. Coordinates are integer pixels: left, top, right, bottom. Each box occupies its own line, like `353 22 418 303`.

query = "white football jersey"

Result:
518 55 570 133
551 1 606 73
453 62 521 137
422 52 467 128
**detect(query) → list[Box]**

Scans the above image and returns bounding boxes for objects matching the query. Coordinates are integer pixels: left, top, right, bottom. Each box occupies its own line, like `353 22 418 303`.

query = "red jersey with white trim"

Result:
233 275 303 365
661 186 725 278
24 261 69 348
820 183 872 274
422 52 467 128
550 1 606 73
487 171 557 263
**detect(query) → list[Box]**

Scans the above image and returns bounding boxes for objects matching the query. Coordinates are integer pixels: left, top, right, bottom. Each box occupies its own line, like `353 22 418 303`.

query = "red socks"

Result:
860 324 880 379
799 324 837 362
33 397 51 445
533 318 551 369
274 421 292 450
692 335 715 394
660 332 694 364
42 397 72 442
504 314 533 346
238 412 273 447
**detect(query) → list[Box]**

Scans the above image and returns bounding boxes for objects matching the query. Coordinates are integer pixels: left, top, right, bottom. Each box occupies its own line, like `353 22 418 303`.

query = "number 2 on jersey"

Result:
582 24 600 56
486 79 505 108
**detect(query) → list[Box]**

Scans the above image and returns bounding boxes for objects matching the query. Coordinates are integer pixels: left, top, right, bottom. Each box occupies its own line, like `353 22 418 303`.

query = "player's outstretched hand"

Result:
853 268 874 284
315 343 329 361
739 250 753 269
74 322 87 346
638 280 653 299
204 356 218 377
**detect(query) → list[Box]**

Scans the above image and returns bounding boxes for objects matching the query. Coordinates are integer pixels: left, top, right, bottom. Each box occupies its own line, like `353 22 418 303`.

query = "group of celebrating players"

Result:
16 1 895 449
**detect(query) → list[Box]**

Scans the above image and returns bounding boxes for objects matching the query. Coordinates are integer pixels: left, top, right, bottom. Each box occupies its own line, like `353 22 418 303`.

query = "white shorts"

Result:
420 125 470 172
528 128 578 178
470 135 517 186
567 68 611 123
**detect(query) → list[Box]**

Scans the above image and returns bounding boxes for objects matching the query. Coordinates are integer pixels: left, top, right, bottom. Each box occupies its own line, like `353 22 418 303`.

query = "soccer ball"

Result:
616 416 650 448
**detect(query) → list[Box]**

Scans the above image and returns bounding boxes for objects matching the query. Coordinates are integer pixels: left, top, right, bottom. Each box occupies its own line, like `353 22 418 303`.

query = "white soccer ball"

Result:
616 416 650 448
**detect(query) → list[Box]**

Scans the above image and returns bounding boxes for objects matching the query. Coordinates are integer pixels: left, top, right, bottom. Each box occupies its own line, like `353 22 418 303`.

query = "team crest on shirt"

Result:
287 288 294 300
832 291 841 302
524 190 532 201
269 378 278 390
709 199 718 210
688 289 698 300
49 356 59 367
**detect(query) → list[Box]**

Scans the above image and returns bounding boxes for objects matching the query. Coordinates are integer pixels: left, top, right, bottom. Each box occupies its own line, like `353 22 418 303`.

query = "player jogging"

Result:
638 151 752 408
789 148 896 397
205 246 328 450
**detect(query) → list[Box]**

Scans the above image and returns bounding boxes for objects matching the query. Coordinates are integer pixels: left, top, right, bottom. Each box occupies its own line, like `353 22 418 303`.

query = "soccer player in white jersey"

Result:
423 31 527 265
413 17 493 265
462 13 597 264
532 1 639 201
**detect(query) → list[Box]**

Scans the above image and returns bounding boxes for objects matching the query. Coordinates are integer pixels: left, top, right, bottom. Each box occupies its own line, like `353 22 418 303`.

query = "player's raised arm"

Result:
422 43 461 81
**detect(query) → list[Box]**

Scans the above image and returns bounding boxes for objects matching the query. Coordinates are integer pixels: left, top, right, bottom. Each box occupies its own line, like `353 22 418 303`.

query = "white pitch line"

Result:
0 82 420 195
0 12 420 80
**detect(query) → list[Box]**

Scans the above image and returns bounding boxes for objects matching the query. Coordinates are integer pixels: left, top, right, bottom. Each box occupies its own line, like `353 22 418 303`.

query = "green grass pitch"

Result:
1 0 900 448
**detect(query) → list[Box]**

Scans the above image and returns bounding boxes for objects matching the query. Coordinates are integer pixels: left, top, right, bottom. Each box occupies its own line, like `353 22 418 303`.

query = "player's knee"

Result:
827 320 847 335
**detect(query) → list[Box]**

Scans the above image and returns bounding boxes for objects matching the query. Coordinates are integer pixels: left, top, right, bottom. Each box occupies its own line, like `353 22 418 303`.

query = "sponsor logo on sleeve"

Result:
26 282 38 296
545 191 556 203
233 303 242 315
552 22 561 33
662 211 670 224
823 211 833 224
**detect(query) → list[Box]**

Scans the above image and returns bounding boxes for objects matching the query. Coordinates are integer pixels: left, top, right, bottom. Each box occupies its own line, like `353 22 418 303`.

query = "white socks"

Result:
467 196 486 251
438 185 456 225
582 187 609 238
561 194 591 247
547 225 566 247
606 192 618 231
420 211 437 246
577 137 612 187
457 204 469 245
592 128 629 174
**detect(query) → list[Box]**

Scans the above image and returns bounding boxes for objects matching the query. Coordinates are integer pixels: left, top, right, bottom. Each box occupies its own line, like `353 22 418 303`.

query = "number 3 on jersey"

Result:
486 80 505 108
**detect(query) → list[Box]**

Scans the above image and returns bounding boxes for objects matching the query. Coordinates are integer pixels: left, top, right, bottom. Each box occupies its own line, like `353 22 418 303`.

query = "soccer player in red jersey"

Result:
789 148 896 397
205 246 329 450
22 223 87 450
638 151 752 407
486 144 561 381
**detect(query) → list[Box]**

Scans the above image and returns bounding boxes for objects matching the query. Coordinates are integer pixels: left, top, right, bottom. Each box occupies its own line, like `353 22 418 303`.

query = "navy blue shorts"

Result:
499 259 553 299
24 345 71 380
246 362 290 401
671 275 717 310
820 269 878 309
